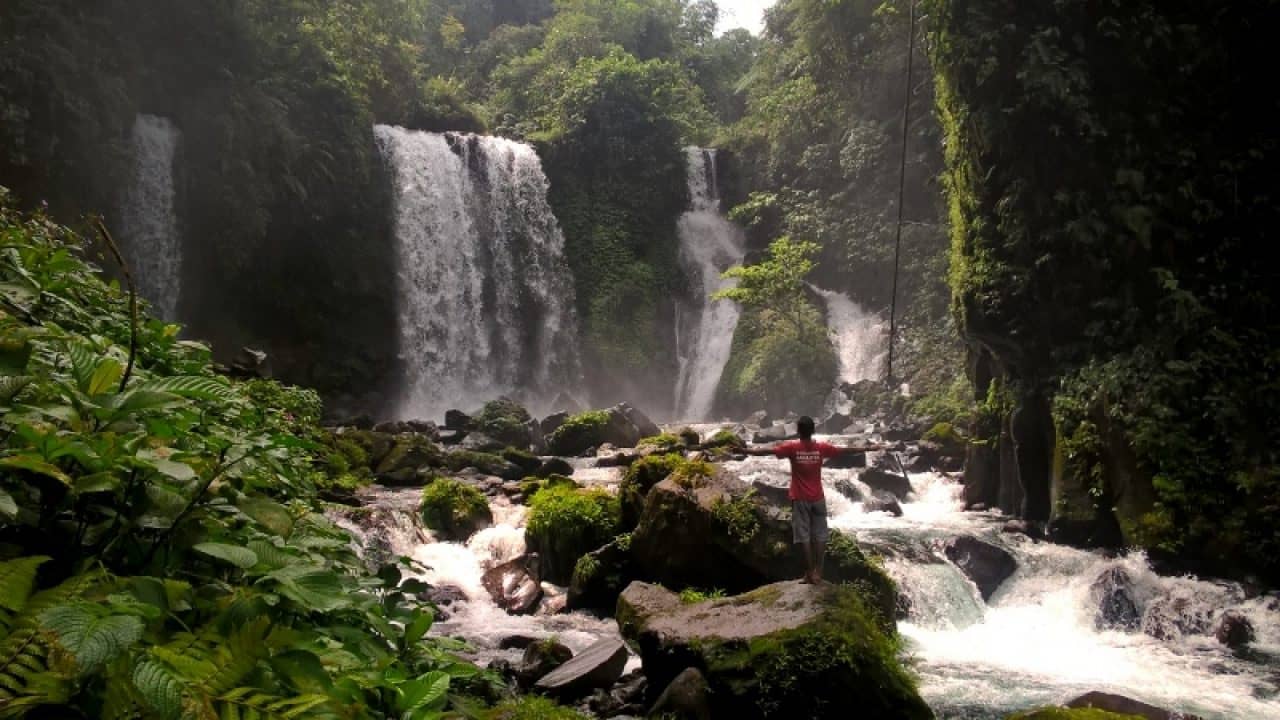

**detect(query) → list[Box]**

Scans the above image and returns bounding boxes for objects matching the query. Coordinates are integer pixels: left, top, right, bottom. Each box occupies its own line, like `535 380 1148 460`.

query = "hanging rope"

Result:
886 0 917 389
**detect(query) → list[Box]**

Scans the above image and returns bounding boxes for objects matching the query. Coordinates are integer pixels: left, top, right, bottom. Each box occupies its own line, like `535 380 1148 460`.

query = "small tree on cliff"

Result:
714 236 837 414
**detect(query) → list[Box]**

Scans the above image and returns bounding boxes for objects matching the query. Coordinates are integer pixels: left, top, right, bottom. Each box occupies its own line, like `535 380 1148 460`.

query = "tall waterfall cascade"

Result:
814 286 888 412
673 148 746 421
120 114 182 321
374 126 581 420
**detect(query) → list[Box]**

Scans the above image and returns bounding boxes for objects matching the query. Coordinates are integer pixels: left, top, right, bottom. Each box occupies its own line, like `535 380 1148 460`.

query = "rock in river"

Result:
943 535 1017 602
616 580 932 719
534 637 629 700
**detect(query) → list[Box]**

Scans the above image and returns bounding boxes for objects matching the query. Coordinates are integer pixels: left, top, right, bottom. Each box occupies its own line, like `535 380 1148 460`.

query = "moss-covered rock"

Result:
519 474 579 502
474 397 537 448
619 453 686 530
374 434 444 482
420 479 493 540
628 468 896 624
546 410 612 456
501 447 543 474
567 533 635 611
637 433 686 454
616 580 931 719
445 449 525 480
485 696 588 720
526 485 620 584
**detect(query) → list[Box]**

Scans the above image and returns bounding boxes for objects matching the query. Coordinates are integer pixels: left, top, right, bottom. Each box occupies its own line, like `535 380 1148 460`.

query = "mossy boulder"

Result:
484 696 588 720
474 397 538 448
525 486 620 584
420 478 492 540
519 474 579 502
444 449 525 480
374 434 444 481
628 468 896 623
545 404 652 456
567 533 635 611
618 453 686 530
616 580 932 719
637 433 686 454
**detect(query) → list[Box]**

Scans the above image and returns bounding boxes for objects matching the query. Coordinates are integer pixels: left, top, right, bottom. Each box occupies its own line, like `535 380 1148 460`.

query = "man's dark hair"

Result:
797 415 815 439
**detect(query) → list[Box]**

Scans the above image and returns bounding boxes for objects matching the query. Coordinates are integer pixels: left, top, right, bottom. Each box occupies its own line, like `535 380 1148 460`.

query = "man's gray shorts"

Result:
791 500 829 544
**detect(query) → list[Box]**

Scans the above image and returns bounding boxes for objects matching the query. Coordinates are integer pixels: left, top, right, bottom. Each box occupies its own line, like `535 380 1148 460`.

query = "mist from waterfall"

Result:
673 148 745 421
374 126 581 420
120 114 182 321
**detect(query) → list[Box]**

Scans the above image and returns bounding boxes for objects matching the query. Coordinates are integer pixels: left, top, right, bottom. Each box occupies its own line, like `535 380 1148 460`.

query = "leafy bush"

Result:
545 410 611 456
679 587 726 604
712 494 761 545
525 486 620 584
620 453 686 529
420 479 493 541
0 196 493 718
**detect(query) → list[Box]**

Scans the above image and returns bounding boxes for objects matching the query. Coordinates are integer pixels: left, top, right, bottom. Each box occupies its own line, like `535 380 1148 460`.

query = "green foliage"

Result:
487 695 589 720
669 457 715 490
0 195 496 718
712 494 761 545
545 410 610 456
620 453 687 529
519 474 579 502
930 0 1280 580
678 587 725 604
922 422 964 448
637 433 685 453
704 429 745 450
419 479 492 540
525 486 620 584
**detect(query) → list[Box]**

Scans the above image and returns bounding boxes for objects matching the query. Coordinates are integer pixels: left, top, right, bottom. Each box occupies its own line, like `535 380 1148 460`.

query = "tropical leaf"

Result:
0 376 32 403
193 543 258 570
67 342 97 392
264 566 346 612
108 389 182 415
238 497 294 537
0 455 71 487
87 357 124 395
132 657 184 720
0 557 48 613
40 604 144 675
397 670 449 714
133 376 235 401
215 687 330 719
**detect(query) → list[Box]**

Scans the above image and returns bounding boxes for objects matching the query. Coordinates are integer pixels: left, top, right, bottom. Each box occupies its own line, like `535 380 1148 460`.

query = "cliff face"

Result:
930 0 1280 582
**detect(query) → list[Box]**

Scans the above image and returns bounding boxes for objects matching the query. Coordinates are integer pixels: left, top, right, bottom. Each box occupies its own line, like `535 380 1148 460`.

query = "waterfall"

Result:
374 126 581 420
120 114 182 321
673 148 746 421
813 286 888 386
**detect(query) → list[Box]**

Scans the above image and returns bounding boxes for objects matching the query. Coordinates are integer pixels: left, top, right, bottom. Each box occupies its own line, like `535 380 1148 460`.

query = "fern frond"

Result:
200 617 273 697
132 656 184 720
215 687 330 719
0 569 98 711
133 376 235 401
0 557 48 615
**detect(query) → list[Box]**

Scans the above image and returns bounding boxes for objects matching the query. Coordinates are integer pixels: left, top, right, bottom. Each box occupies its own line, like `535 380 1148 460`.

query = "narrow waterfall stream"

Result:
673 148 745 421
120 114 182 321
374 126 581 420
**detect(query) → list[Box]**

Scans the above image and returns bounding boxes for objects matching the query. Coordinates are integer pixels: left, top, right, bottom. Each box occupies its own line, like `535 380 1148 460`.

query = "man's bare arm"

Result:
743 444 779 457
837 443 888 455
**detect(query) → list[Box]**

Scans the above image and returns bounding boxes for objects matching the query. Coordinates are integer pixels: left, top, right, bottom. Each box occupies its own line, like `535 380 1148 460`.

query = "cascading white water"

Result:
812 287 888 410
673 148 746 421
120 114 182 321
374 126 581 420
723 449 1280 720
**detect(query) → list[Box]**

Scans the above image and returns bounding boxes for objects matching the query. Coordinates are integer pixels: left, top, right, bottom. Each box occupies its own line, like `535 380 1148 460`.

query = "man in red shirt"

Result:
746 415 882 583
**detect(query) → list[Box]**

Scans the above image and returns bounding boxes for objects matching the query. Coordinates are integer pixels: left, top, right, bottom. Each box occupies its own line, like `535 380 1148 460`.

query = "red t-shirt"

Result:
774 439 841 502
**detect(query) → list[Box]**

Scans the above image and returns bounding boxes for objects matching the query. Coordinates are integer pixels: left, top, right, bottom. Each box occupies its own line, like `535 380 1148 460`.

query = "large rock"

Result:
817 412 851 434
613 402 660 439
648 667 712 720
751 423 795 443
744 410 771 427
1065 691 1204 720
824 450 868 469
444 409 473 430
616 581 932 720
374 435 443 480
629 468 896 622
859 465 912 500
567 537 636 612
482 554 543 615
540 411 571 438
864 491 904 517
1090 567 1140 631
534 637 629 699
1141 596 1212 641
516 638 573 689
1214 610 1255 648
943 535 1017 602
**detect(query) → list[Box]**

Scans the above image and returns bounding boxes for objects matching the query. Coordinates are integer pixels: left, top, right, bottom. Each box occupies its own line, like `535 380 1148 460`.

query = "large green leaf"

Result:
133 376 235 401
0 375 33 402
0 556 49 612
238 497 294 537
132 657 184 720
0 455 72 486
193 543 258 570
41 604 144 675
67 342 97 392
108 389 182 415
264 566 347 611
86 357 124 396
398 670 449 713
0 489 17 521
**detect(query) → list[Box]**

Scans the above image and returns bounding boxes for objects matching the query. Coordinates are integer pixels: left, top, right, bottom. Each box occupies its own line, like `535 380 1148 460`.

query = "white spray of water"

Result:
673 148 746 421
374 126 581 420
120 114 182 321
811 287 887 406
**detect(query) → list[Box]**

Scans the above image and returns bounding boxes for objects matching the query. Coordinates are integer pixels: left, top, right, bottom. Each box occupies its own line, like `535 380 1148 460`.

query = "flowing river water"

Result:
332 438 1280 719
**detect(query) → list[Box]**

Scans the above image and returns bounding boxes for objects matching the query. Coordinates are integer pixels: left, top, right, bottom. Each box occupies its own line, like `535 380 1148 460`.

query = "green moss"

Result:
824 530 897 631
526 485 620 584
733 584 784 608
922 421 964 448
676 427 702 446
519 474 578 501
486 696 589 720
705 429 745 449
571 552 601 588
620 453 685 529
701 585 930 719
501 446 541 473
445 449 514 477
420 479 492 540
545 410 611 456
474 398 534 447
712 494 760 545
669 458 715 490
638 433 685 453
1008 710 1144 720
679 587 726 604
